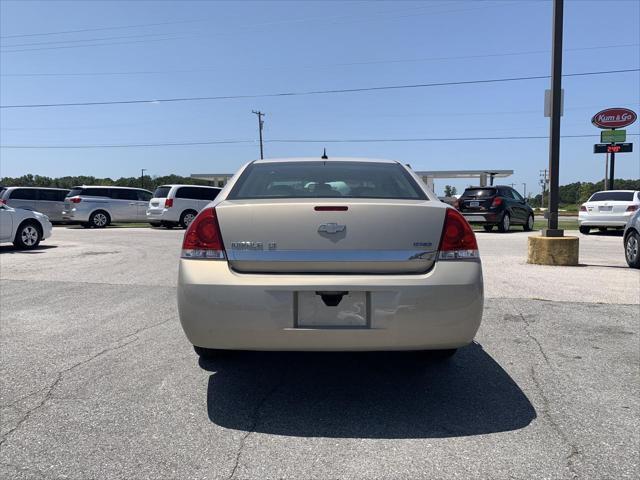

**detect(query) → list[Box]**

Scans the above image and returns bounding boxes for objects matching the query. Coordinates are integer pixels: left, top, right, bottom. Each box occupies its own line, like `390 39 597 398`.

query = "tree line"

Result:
529 179 640 207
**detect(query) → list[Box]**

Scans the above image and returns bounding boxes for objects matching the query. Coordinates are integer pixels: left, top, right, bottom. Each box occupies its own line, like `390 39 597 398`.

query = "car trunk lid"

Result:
215 199 445 274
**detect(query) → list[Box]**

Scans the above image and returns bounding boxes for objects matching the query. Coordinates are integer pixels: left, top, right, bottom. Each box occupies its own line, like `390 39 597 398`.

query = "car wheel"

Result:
483 225 494 232
579 226 591 235
13 221 42 249
523 214 534 231
180 210 198 229
194 346 226 359
624 231 640 268
497 212 510 233
89 211 110 228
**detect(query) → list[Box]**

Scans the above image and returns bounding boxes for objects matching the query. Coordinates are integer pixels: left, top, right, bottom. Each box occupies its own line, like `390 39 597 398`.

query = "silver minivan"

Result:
147 184 221 228
62 186 153 228
0 187 70 222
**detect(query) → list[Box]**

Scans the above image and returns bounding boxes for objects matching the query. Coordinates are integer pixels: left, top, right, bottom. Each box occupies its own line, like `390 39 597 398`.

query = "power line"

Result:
1 68 637 110
3 43 637 77
2 133 638 149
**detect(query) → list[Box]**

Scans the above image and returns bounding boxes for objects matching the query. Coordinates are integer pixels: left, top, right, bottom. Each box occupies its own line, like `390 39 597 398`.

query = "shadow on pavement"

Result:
0 244 58 254
202 343 536 439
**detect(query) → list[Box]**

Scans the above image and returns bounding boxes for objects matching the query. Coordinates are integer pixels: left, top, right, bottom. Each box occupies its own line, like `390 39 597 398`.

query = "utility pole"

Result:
252 110 265 159
544 0 564 236
604 152 609 190
522 183 527 198
141 168 146 189
539 169 549 209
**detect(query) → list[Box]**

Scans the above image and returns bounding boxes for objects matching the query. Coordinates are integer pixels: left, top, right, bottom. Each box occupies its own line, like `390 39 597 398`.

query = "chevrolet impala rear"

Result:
178 158 483 356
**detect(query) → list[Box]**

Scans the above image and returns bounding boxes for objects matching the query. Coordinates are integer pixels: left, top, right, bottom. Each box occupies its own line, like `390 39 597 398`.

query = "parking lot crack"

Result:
0 317 173 448
227 368 288 480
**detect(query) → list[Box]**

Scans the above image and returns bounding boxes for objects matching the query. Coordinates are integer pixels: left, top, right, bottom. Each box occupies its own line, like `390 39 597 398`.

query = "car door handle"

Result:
129 202 136 205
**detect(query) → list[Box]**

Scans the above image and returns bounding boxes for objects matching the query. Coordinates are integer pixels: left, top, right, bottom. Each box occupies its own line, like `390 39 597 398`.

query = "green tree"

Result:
443 185 457 197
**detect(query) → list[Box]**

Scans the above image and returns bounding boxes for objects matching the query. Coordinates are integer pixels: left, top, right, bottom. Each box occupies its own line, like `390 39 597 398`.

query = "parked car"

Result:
0 203 52 249
623 209 640 268
0 187 69 222
456 185 534 232
62 186 153 228
178 157 483 359
578 190 640 234
147 184 221 229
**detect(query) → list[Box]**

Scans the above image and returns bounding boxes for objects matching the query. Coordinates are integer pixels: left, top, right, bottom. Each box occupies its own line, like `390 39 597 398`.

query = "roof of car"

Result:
252 157 398 164
72 185 150 190
158 184 220 188
3 186 69 190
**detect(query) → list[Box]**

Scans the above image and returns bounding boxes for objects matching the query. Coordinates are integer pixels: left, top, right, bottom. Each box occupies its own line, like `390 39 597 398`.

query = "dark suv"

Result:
456 186 534 232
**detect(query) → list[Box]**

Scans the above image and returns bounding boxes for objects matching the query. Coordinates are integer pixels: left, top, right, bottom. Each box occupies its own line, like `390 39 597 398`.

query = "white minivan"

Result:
147 184 221 229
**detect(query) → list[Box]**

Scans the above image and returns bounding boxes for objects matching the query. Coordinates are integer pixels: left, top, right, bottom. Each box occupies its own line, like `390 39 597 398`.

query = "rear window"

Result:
462 188 497 198
589 191 635 202
153 186 172 198
229 161 426 200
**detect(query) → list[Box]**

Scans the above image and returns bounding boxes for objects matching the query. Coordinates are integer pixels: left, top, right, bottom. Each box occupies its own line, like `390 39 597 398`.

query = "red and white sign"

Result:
591 108 637 129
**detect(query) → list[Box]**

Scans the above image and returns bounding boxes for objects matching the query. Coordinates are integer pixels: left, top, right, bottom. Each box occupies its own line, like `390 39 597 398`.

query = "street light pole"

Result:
141 168 146 189
544 0 564 236
522 183 527 198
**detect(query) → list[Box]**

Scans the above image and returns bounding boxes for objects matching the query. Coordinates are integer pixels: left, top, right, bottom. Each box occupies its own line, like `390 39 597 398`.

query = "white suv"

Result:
146 185 221 229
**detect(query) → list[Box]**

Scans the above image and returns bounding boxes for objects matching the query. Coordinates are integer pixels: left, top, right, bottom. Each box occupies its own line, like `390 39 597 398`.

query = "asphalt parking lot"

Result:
1 226 638 479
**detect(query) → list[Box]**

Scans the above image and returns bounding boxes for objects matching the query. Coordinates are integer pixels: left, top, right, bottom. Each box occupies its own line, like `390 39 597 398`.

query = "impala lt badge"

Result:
318 223 346 234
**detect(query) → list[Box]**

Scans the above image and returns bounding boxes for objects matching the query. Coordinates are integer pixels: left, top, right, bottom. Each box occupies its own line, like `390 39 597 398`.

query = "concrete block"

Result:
527 235 579 266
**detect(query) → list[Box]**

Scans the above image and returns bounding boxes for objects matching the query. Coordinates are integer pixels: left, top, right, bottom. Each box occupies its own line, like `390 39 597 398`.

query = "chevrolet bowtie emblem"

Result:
318 223 346 234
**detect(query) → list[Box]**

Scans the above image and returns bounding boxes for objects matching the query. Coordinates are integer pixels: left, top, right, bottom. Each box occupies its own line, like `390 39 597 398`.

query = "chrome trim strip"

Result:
227 249 436 262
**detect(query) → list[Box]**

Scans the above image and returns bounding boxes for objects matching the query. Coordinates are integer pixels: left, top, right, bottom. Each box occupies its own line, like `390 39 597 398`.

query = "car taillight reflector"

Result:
627 205 638 212
70 196 82 204
579 205 587 212
438 208 479 260
181 208 225 259
165 198 174 208
491 197 503 207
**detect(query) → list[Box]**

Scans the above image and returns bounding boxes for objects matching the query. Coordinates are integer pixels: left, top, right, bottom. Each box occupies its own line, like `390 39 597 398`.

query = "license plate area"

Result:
470 201 480 207
599 206 613 212
295 291 370 328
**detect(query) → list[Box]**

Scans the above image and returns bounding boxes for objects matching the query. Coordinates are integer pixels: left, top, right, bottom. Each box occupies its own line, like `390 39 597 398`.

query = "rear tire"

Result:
523 214 534 231
497 212 510 233
483 225 494 232
624 231 640 268
89 210 110 228
13 221 42 249
579 226 591 235
180 210 198 229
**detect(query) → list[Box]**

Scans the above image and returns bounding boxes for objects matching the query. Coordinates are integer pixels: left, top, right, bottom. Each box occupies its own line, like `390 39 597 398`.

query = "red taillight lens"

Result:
580 205 587 212
70 196 82 204
491 197 503 208
181 208 225 259
438 208 479 260
627 205 638 212
164 198 173 208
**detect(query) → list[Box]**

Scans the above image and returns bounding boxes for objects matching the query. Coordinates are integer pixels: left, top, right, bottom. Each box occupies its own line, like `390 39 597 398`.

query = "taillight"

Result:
70 196 82 204
181 208 225 259
627 205 638 212
0 199 6 205
491 197 503 208
438 208 479 260
164 198 174 208
580 205 587 212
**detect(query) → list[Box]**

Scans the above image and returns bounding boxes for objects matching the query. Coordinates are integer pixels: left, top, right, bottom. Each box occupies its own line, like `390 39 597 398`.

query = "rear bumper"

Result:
177 259 484 351
62 207 90 222
146 209 179 223
41 219 53 240
461 212 500 224
579 213 631 227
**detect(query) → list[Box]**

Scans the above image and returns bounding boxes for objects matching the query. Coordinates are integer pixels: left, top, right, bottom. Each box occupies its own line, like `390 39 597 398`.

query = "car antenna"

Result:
321 148 328 160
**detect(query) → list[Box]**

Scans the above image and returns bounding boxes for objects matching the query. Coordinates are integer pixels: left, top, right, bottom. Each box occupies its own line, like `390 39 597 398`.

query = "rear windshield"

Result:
589 191 635 202
153 186 172 198
462 188 497 198
229 161 426 200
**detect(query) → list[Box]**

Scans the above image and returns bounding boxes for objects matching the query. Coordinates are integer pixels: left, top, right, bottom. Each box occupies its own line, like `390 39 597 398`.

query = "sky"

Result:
0 0 638 196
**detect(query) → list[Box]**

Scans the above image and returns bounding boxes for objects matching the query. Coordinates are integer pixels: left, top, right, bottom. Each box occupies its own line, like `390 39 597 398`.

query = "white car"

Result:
178 157 483 359
147 185 221 229
578 190 640 234
0 203 53 249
